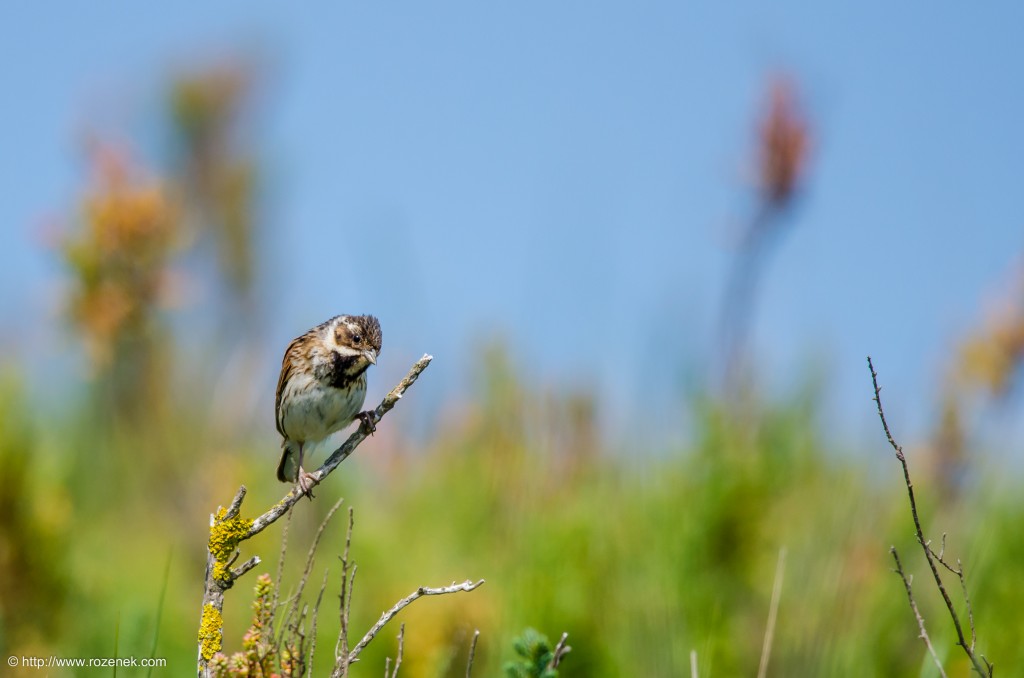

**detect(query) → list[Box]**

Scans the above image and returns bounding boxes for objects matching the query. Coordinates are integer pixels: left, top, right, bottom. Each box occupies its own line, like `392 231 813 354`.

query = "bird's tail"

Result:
277 439 301 483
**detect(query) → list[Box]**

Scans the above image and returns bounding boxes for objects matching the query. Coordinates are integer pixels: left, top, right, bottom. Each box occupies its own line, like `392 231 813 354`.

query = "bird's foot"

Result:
297 467 319 499
357 410 377 435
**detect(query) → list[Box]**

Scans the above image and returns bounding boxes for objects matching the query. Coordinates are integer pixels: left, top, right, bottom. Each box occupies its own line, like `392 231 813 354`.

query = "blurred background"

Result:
2 2 1024 676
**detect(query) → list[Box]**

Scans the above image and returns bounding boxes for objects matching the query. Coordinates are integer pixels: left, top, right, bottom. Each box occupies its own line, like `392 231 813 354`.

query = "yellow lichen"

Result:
198 603 224 661
208 507 253 582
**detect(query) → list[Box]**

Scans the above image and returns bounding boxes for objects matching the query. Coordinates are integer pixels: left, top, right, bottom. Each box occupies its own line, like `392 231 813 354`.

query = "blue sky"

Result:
3 3 1024 445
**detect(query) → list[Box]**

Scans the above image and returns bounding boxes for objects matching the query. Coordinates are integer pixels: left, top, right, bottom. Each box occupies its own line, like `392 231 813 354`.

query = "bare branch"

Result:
868 357 991 677
226 486 247 519
307 568 330 677
230 556 261 580
347 580 486 664
275 498 344 654
283 499 344 636
891 547 948 678
388 623 405 678
334 507 356 676
270 510 294 641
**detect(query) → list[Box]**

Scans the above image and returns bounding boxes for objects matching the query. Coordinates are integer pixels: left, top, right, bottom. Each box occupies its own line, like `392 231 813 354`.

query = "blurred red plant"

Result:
756 76 810 212
720 75 812 395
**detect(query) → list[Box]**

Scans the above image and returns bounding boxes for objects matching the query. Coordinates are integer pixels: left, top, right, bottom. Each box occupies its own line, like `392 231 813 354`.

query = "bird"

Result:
274 314 382 496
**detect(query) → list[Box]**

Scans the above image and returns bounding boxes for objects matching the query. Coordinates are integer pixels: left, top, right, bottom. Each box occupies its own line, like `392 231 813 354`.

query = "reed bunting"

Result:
275 314 382 495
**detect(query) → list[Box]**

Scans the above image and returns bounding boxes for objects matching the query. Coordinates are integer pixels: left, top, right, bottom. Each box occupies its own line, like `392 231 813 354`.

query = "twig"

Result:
307 568 329 676
226 486 247 519
868 356 992 676
336 507 356 676
465 630 480 678
269 510 293 641
690 650 698 678
757 546 786 678
230 556 261 580
546 632 571 670
388 623 405 678
279 498 344 646
891 546 948 678
196 354 433 678
346 580 486 665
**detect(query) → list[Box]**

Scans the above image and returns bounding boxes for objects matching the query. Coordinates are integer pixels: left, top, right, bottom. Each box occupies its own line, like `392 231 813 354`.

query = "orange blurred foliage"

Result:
61 141 179 371
954 268 1024 398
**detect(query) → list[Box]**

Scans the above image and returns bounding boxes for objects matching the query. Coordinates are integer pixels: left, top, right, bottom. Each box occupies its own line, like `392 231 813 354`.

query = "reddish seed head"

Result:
757 77 810 210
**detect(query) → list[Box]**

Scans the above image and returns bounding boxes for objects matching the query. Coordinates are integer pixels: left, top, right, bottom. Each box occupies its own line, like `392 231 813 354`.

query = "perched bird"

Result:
275 314 382 495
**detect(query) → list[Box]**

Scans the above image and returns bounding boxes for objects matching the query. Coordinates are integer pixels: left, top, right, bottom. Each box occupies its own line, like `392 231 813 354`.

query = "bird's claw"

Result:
357 410 377 435
297 468 319 499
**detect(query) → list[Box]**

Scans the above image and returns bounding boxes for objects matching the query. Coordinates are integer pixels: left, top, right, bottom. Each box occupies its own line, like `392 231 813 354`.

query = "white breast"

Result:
279 372 367 443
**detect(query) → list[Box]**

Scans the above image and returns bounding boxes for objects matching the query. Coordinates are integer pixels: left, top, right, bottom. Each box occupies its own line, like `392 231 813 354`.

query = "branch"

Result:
868 356 991 676
247 354 434 539
386 623 405 678
891 546 947 678
196 354 433 678
306 568 330 676
336 507 356 677
342 580 486 668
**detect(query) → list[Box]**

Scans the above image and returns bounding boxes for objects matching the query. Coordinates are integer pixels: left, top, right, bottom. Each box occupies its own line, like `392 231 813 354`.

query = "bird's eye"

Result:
353 334 362 344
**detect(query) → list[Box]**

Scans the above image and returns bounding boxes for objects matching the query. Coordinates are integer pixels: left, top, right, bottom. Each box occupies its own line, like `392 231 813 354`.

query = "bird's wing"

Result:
275 337 302 438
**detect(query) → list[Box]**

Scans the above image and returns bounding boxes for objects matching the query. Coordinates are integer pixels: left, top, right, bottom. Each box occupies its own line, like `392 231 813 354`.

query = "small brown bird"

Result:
275 314 382 495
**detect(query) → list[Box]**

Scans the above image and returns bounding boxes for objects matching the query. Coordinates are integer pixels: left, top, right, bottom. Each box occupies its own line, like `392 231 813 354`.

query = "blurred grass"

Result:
0 345 1021 677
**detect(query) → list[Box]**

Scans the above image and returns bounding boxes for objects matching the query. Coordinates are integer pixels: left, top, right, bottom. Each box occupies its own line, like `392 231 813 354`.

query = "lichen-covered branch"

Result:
196 354 433 678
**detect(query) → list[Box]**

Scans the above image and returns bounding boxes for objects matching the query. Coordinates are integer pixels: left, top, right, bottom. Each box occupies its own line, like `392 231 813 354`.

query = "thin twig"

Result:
281 498 344 644
307 568 330 676
690 650 698 678
868 356 991 677
275 498 344 654
465 630 480 678
959 559 978 652
891 547 948 678
388 623 405 678
230 556 261 580
335 507 356 676
226 486 247 519
270 510 294 641
347 580 486 664
757 546 787 678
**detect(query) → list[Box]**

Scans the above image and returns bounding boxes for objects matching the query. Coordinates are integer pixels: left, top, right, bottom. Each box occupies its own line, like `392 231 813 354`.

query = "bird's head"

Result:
325 314 382 370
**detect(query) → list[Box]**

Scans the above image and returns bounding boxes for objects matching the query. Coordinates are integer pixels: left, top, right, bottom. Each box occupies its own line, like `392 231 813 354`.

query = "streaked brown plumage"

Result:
275 314 382 495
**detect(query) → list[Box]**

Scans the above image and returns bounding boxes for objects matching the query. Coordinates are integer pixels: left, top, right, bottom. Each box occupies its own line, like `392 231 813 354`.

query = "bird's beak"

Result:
364 349 377 365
